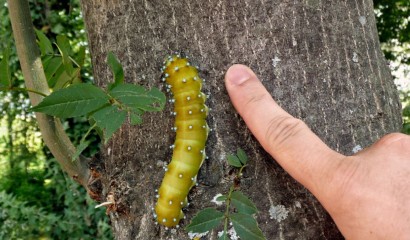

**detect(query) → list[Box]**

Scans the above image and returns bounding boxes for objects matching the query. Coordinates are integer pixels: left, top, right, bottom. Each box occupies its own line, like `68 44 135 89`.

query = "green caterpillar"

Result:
154 55 209 228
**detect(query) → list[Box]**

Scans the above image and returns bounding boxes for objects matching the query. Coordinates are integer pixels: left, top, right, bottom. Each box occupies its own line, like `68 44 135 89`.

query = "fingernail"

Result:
226 65 253 86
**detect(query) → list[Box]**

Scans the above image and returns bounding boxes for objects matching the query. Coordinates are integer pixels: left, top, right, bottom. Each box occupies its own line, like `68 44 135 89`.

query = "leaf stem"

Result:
222 164 247 235
49 45 81 68
223 186 234 235
82 122 97 143
72 123 97 161
0 86 48 97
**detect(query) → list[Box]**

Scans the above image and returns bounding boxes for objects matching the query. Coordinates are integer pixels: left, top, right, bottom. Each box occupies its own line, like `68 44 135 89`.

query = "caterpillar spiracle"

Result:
155 55 209 228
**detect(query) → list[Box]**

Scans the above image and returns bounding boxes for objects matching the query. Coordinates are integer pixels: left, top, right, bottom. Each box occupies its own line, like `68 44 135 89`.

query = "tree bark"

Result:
80 0 401 239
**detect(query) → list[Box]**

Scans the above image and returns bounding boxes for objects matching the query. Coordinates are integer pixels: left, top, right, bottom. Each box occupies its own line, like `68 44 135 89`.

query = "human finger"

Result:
225 64 344 193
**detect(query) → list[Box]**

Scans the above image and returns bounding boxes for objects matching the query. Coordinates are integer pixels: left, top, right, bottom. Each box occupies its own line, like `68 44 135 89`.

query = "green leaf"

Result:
236 148 248 165
53 67 81 89
89 118 103 140
216 195 227 202
31 83 110 118
0 48 11 87
70 68 82 84
75 46 86 68
147 87 166 110
56 35 74 75
91 105 127 142
107 52 124 90
110 83 145 95
44 57 63 83
231 191 258 215
56 35 72 56
48 64 69 89
71 123 97 161
35 29 53 55
110 83 165 112
72 140 89 161
186 208 224 233
42 55 54 67
130 113 142 125
230 213 266 240
227 155 242 168
218 231 230 240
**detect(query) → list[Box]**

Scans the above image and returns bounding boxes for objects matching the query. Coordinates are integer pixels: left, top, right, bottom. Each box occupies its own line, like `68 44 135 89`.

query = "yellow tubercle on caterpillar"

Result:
155 54 209 228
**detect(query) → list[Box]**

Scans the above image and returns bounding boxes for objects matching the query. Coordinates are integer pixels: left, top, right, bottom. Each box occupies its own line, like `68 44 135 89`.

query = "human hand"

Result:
225 64 410 239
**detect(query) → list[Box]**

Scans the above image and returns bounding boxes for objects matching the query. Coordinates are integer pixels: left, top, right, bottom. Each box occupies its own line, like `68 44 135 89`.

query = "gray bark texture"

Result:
80 0 402 239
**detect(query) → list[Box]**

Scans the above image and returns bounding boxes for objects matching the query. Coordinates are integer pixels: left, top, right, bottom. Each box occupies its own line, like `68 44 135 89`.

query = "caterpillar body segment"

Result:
155 55 209 227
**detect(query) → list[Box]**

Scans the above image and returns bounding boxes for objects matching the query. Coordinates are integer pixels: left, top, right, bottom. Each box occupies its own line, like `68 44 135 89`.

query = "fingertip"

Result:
225 64 256 87
224 64 269 120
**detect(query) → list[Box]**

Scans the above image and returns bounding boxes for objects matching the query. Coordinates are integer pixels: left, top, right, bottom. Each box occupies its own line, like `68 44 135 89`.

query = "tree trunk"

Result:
80 0 401 239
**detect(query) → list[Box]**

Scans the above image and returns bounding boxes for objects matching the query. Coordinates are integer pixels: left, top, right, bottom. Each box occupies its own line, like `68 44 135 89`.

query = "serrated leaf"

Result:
227 155 242 167
231 191 258 215
230 213 266 240
110 83 165 112
35 29 53 55
236 148 248 165
91 105 126 142
0 48 11 87
107 52 124 90
56 35 74 75
130 113 142 125
186 208 224 233
31 83 110 118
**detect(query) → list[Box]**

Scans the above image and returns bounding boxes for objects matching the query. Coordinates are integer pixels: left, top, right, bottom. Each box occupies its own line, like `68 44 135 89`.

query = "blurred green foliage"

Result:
373 0 410 133
0 0 111 239
0 158 111 239
374 0 410 63
0 190 59 239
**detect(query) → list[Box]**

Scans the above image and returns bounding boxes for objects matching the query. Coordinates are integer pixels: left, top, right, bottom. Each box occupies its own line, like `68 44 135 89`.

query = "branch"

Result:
7 0 90 188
